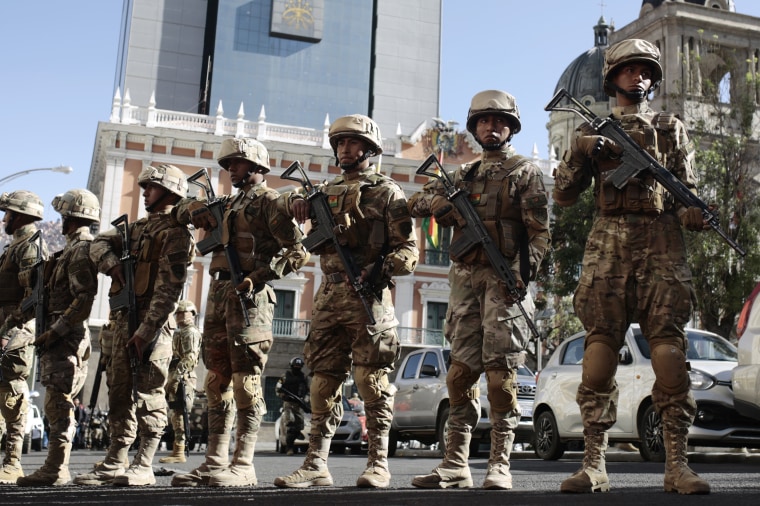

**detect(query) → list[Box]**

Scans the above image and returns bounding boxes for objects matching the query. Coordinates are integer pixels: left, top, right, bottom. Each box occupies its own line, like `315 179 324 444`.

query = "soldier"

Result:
553 39 710 495
159 299 202 464
408 90 550 490
274 114 418 489
0 190 48 484
276 357 309 455
17 189 101 486
74 164 194 487
170 137 309 488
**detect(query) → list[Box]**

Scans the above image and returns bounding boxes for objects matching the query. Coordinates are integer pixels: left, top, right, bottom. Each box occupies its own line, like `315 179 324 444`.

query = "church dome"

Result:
554 16 611 103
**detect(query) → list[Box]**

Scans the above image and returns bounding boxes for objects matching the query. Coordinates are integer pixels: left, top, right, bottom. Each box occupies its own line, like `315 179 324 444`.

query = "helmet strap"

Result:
336 149 375 171
607 81 649 102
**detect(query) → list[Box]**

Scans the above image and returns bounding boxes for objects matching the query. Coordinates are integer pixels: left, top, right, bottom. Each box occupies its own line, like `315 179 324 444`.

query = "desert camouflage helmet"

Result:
138 163 188 198
176 299 197 315
328 114 383 155
217 137 270 173
603 38 663 96
52 189 101 223
466 90 522 136
0 190 44 220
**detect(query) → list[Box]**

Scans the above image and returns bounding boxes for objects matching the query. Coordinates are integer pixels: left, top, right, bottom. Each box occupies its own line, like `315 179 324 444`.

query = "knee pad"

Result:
651 343 690 395
485 368 518 414
446 360 481 407
581 341 618 392
309 373 343 415
232 372 261 410
204 370 233 408
354 366 390 404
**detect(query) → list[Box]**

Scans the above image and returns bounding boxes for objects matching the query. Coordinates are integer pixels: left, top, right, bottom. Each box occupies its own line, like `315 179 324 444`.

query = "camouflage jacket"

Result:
170 323 201 376
0 223 48 326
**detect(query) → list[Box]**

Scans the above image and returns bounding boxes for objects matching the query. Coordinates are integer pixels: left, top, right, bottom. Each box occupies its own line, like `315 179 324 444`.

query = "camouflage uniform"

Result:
0 191 48 483
554 39 709 495
274 114 418 489
171 137 309 488
159 302 201 463
75 165 194 487
17 190 101 487
409 91 549 490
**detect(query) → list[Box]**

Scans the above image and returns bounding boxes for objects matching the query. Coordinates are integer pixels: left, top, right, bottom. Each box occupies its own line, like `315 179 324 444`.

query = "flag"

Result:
422 216 439 248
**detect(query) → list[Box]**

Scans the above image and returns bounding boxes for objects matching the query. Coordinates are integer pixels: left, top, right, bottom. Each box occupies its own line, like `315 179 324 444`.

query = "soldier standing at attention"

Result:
553 39 710 495
0 191 48 484
159 299 202 464
276 357 309 455
171 138 309 488
17 190 101 487
274 114 419 489
408 90 550 490
74 164 194 487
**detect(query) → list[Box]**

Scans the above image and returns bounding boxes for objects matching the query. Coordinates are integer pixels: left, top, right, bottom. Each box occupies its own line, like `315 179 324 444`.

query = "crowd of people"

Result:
0 38 713 495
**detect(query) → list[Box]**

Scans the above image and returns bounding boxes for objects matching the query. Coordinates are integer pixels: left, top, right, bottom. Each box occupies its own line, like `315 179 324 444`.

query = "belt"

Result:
325 272 345 283
212 270 251 281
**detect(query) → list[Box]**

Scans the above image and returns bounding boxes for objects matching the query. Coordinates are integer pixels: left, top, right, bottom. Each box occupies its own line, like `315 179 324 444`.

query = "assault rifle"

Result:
187 168 252 327
279 386 311 413
108 214 140 403
544 87 746 257
21 230 47 383
281 161 378 325
416 154 541 342
168 374 191 457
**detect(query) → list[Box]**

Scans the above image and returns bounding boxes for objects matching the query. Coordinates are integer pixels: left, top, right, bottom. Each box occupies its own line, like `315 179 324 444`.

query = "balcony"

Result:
273 319 444 346
424 249 450 267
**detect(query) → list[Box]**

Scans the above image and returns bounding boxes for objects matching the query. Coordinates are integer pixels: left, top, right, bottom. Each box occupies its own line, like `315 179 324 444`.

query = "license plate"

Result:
519 403 533 418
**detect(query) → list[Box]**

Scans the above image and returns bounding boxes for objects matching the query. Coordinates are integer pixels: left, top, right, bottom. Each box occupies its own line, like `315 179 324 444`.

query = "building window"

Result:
425 301 448 346
274 289 296 336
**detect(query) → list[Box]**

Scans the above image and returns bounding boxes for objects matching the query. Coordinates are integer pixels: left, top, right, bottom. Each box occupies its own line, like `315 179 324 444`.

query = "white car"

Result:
274 396 365 454
23 391 45 453
732 280 760 419
533 324 760 461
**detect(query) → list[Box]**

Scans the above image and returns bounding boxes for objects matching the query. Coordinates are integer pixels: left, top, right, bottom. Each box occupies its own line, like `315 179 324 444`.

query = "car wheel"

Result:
22 434 31 455
534 410 565 460
437 405 450 456
388 429 398 458
638 404 666 462
32 437 42 452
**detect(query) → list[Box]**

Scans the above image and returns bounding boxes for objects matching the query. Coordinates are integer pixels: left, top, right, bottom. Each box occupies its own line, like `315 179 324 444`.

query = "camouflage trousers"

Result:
573 213 696 430
106 310 171 446
0 386 28 464
281 401 305 445
165 370 197 444
39 323 91 447
304 281 399 438
202 279 273 436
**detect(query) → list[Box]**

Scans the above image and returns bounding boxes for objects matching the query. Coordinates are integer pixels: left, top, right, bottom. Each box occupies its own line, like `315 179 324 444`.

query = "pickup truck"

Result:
390 345 536 457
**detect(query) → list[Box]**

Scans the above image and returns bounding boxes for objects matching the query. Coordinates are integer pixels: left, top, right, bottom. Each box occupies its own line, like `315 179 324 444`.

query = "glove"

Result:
236 277 254 296
188 201 217 230
680 206 709 231
575 135 622 159
430 195 462 227
34 329 59 350
501 273 525 306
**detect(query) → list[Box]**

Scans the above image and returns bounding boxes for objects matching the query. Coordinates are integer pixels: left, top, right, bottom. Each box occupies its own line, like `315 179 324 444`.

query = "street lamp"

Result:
0 165 73 186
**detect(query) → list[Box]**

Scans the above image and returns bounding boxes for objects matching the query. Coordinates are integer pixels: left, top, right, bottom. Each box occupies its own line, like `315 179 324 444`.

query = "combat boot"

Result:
483 419 516 490
412 429 473 488
273 435 333 488
663 426 710 494
113 433 161 486
0 461 24 484
73 442 129 485
209 409 259 487
17 442 72 486
560 430 609 493
356 433 391 488
171 434 230 487
159 442 186 464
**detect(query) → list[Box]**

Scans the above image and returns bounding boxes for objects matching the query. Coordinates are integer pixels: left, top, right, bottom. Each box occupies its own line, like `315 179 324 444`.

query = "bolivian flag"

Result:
422 216 439 248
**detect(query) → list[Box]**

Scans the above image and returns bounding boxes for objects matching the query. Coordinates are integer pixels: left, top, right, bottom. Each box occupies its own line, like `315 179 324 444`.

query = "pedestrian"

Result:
159 299 202 464
276 357 309 455
553 38 710 495
171 137 309 488
408 90 550 490
74 164 195 487
17 189 101 487
0 190 48 484
274 114 419 489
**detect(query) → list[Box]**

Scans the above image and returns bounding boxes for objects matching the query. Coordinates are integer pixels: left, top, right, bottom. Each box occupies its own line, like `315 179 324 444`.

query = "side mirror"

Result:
419 364 439 377
619 346 633 365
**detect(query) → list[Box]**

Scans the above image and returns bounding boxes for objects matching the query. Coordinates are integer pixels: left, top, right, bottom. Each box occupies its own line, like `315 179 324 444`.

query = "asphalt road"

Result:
2 439 759 505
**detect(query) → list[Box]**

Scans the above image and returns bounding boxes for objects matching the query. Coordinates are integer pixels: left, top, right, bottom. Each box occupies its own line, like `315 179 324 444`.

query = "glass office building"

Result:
116 0 441 136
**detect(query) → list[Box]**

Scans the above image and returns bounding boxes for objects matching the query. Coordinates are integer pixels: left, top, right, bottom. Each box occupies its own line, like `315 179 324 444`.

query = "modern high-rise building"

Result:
115 0 441 138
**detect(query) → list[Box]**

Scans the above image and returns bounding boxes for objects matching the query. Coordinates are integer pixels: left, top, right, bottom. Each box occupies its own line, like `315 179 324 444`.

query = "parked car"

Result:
24 391 45 453
732 280 760 419
390 345 536 457
274 396 365 454
533 324 760 462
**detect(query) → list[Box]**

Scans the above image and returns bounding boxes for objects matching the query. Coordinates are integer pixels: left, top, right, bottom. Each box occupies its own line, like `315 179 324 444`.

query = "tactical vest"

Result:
0 229 35 306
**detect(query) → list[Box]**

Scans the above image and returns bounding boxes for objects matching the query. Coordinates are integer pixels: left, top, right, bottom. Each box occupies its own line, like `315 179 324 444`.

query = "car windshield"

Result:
633 328 737 361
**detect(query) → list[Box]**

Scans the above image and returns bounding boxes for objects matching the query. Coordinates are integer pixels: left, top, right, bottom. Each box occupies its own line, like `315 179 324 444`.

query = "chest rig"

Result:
222 185 271 273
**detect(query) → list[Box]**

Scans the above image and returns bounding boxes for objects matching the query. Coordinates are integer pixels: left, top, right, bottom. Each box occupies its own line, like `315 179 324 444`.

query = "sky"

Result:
2 1 760 220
